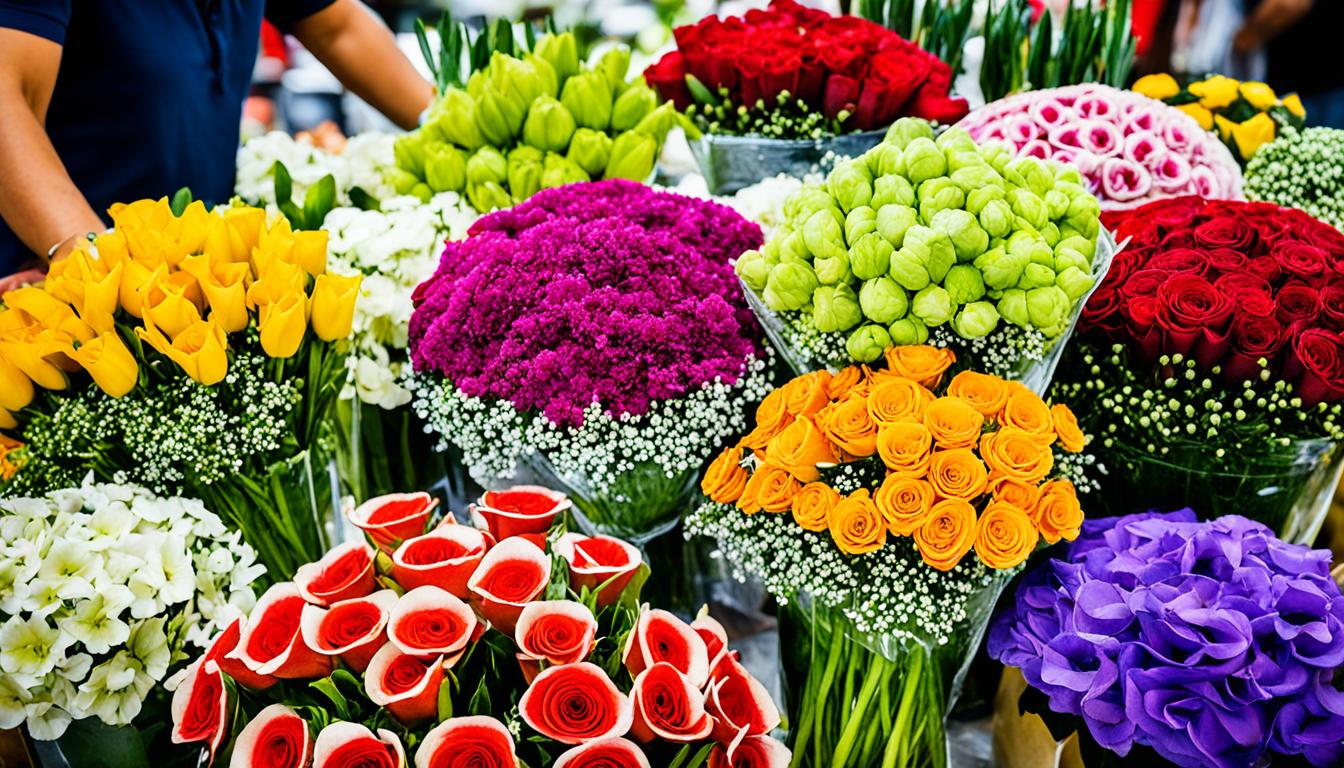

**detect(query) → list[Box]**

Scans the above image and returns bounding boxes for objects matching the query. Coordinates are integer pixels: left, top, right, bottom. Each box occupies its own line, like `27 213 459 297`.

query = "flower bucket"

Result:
690 130 885 196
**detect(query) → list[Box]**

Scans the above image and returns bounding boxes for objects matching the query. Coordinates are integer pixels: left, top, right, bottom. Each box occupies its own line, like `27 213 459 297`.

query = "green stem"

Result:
804 621 845 768
893 644 926 768
834 652 887 767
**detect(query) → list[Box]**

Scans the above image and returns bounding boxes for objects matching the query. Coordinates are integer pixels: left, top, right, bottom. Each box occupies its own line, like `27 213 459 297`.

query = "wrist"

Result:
46 230 95 261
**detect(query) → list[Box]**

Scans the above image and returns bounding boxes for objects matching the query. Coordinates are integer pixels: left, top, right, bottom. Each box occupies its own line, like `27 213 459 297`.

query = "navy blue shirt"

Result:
0 0 333 274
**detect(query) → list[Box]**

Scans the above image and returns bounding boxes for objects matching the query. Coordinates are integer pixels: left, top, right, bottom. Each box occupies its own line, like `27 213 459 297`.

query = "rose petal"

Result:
623 608 710 688
229 704 310 768
387 586 477 657
313 722 406 768
349 492 438 552
300 589 398 674
472 485 571 541
294 541 376 606
364 643 449 725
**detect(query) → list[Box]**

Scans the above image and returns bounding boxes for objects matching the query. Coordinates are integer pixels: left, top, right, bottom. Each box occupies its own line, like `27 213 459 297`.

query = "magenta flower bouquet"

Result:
409 180 772 542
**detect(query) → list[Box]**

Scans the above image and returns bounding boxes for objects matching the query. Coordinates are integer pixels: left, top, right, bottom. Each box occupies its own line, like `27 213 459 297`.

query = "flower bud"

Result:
917 178 965 223
965 185 1005 216
594 46 631 94
902 137 947 185
1008 188 1049 230
394 132 429 178
1026 286 1070 336
507 146 544 200
864 143 905 179
812 284 863 333
1039 222 1061 248
736 250 773 292
849 233 893 280
389 168 420 195
1010 158 1055 197
978 199 1015 238
935 126 977 154
536 33 581 83
911 285 953 326
426 89 485 151
476 85 526 146
1017 263 1056 290
1053 246 1089 274
888 248 932 292
951 301 1000 339
567 128 613 176
946 150 988 176
560 72 613 131
997 289 1029 327
522 95 577 153
764 262 819 311
467 181 512 212
1053 163 1084 187
876 205 918 247
828 160 874 215
871 175 916 209
466 147 508 187
902 226 955 283
950 165 1005 196
883 117 934 151
859 276 908 323
612 82 658 131
1057 234 1095 262
785 185 838 227
779 230 810 262
410 183 433 203
944 264 986 305
974 246 1026 292
846 324 892 363
632 101 678 140
1055 266 1093 302
540 152 591 189
524 53 559 98
803 209 847 263
1007 231 1054 268
844 206 877 246
1044 189 1070 220
888 318 929 345
1065 194 1101 238
425 144 468 193
814 252 851 286
931 209 989 262
604 131 657 181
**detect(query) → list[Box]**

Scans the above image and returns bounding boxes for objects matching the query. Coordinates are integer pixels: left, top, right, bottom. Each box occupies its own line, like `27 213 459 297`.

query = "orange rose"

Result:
792 482 840 532
946 370 1009 417
827 489 886 555
868 378 930 426
766 417 838 483
980 428 1054 484
914 498 976 571
874 474 934 536
1000 385 1055 443
876 422 933 476
737 461 799 514
782 370 833 418
741 388 793 450
974 500 1038 569
923 396 986 450
885 345 956 388
827 365 866 400
1050 404 1086 453
988 475 1041 512
1034 480 1083 544
701 446 749 504
818 395 878 458
927 449 989 501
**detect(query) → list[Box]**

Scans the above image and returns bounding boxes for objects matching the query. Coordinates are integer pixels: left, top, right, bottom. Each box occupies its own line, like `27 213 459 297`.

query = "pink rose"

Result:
391 524 492 598
415 716 517 768
622 608 710 688
1100 158 1152 203
471 485 571 541
349 492 438 552
364 643 448 725
553 533 642 609
171 658 228 761
387 586 477 658
629 663 713 743
228 704 310 768
228 582 335 680
294 541 376 606
299 590 398 673
1080 120 1122 157
313 722 406 768
516 600 598 667
520 662 634 745
466 537 551 634
553 738 652 768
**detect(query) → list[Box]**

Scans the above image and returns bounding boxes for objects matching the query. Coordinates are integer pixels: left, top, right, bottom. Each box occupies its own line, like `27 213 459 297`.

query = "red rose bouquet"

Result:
169 487 788 768
1053 195 1344 541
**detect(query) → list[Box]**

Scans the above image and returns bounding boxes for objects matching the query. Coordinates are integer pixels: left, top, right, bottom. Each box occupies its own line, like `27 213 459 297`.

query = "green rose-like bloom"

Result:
981 143 1013 174
426 89 485 151
1044 189 1070 220
850 233 894 280
467 180 511 212
804 209 847 262
813 284 863 333
889 318 930 345
845 206 877 246
951 301 1001 339
611 83 658 131
903 137 947 185
1065 193 1102 238
425 144 468 192
523 53 559 98
1054 247 1089 274
784 185 837 227
828 159 874 214
1008 188 1049 230
871 175 916 209
1018 263 1056 290
505 146 543 200
950 164 1005 196
884 117 935 151
1055 266 1094 302
1007 231 1055 268
567 128 613 176
394 132 429 178
846 324 893 363
997 289 1029 327
410 182 432 203
541 153 591 189
1010 157 1055 197
736 250 773 292
944 264 986 304
865 142 906 178
466 147 508 186
388 168 420 195
978 199 1014 239
779 230 810 262
815 252 852 286
889 248 932 291
1057 234 1096 261
605 131 657 181
522 96 576 152
476 85 526 146
911 284 954 326
859 276 908 323
594 46 630 94
560 72 613 131
535 33 581 83
931 209 989 262
763 262 819 311
936 126 978 153
1054 163 1084 187
876 204 919 247
632 102 679 140
903 226 956 283
1026 285 1071 337
966 185 1005 215
917 178 966 223
1040 222 1061 248
974 246 1027 292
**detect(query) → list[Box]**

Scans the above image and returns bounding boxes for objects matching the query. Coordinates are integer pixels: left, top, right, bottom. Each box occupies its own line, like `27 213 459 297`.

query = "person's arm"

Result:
1234 0 1315 53
0 27 104 261
290 0 433 130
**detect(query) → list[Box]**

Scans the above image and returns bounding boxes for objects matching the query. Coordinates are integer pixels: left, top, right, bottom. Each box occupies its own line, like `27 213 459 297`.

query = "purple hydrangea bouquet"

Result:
989 509 1344 768
408 179 773 543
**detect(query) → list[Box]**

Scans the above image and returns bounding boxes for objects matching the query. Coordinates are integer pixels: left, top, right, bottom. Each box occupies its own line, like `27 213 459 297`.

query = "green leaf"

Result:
348 186 381 212
436 675 454 720
415 18 439 85
493 18 514 58
302 174 337 230
169 187 192 216
273 161 293 206
310 676 352 721
278 200 304 230
684 74 719 106
467 673 492 715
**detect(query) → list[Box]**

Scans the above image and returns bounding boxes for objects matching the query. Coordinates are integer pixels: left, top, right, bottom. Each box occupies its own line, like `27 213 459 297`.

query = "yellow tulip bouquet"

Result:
0 195 360 579
1132 72 1306 164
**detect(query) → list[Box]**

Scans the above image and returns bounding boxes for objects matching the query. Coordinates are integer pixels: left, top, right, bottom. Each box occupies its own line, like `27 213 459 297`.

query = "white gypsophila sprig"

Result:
0 479 263 738
1245 126 1344 231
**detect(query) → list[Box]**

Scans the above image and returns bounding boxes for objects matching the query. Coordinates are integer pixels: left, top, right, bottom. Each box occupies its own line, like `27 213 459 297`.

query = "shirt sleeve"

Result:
0 0 71 45
264 0 339 34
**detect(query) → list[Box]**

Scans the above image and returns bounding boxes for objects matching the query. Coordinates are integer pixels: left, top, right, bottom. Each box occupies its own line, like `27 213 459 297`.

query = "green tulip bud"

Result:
394 132 429 178
812 284 863 333
466 147 508 186
612 83 658 131
1055 266 1094 302
864 142 906 178
997 289 1029 327
944 264 986 304
946 150 989 175
935 126 977 153
410 182 433 203
871 175 916 209
523 96 577 153
506 146 544 200
931 209 989 262
888 318 930 345
523 53 559 98
845 206 877 246
594 46 631 94
846 324 892 363
888 249 932 292
950 165 1005 196
1010 157 1055 197
476 86 525 146
604 131 657 181
779 230 810 262
903 137 947 185
1058 234 1096 261
859 276 909 324
427 89 485 151
764 262 819 311
974 246 1027 292
1026 285 1071 336
883 117 934 151
814 252 851 286
1052 161 1084 186
560 72 613 131
425 144 468 192
541 152 590 189
1017 263 1056 290
902 225 956 283
1007 231 1054 268
1054 246 1089 274
917 178 965 223
803 209 847 262
978 199 1014 239
1044 189 1070 220
736 250 773 292
486 52 542 106
911 285 954 326
388 168 420 195
1040 222 1061 248
876 205 918 247
828 160 874 215
466 181 511 212
785 186 837 227
536 33 581 84
1008 188 1049 230
567 128 613 176
966 185 1006 216
951 301 1001 339
850 233 894 281
633 101 678 140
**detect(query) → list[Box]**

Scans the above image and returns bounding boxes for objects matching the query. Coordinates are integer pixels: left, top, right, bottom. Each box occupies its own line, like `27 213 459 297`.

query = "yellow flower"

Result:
139 268 203 340
109 198 172 235
180 254 252 333
1282 93 1306 119
0 356 34 411
202 216 250 264
247 259 307 308
258 292 308 358
253 217 297 278
137 317 229 386
224 207 266 254
54 331 139 398
1238 81 1278 111
1232 112 1276 158
51 254 122 336
0 408 15 431
0 338 67 390
3 286 76 329
1188 75 1239 109
1133 73 1180 101
160 200 213 266
1176 102 1214 130
291 230 329 276
310 273 361 342
1213 114 1237 142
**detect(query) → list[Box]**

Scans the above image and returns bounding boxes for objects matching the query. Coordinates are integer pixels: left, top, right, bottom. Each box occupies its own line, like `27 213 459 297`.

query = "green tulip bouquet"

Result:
735 118 1114 391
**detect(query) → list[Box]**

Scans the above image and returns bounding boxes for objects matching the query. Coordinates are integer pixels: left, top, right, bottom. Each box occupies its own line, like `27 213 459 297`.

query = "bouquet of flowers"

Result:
170 486 789 768
409 179 772 545
735 117 1111 391
1054 195 1344 542
0 480 262 750
687 345 1093 768
1132 73 1307 164
955 84 1243 209
0 197 359 579
1246 126 1344 232
393 31 681 213
990 509 1344 768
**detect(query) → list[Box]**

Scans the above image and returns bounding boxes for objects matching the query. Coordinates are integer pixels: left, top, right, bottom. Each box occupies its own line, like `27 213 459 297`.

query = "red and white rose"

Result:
623 608 710 688
313 722 407 768
466 537 551 634
519 662 634 745
293 541 377 606
349 492 438 551
229 704 310 768
391 525 492 598
471 486 570 541
299 589 398 674
413 716 517 768
553 533 642 609
228 582 334 679
387 586 477 658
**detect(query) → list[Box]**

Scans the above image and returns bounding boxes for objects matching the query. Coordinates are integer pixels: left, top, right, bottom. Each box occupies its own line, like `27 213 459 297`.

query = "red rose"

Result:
466 537 551 634
708 735 792 768
207 617 276 690
1321 284 1344 328
623 608 710 689
644 52 691 110
519 662 634 745
170 658 228 761
516 600 598 666
230 704 310 768
691 609 730 666
1223 315 1284 381
471 485 570 541
853 47 932 129
1213 272 1273 301
229 582 335 680
294 541 376 606
1273 240 1329 278
553 533 643 608
1147 248 1209 276
629 663 713 743
387 586 477 658
1276 284 1322 327
1158 230 1197 251
299 589 398 673
704 655 781 745
391 524 491 599
349 492 438 552
1287 329 1344 406
1155 274 1232 355
1193 216 1259 253
364 643 447 725
415 716 517 768
312 722 406 768
821 74 860 121
553 738 651 768
1245 256 1283 284
1079 285 1123 337
1120 269 1171 300
1205 247 1247 272
1291 216 1344 254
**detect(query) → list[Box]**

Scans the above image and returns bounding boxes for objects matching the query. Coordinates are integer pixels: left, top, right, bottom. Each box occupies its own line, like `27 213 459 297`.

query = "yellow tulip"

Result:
224 207 266 254
180 254 252 333
1213 114 1237 142
1283 93 1306 119
202 217 250 265
3 287 76 329
1238 81 1278 111
310 273 361 341
116 257 156 318
1189 75 1240 109
1233 112 1276 159
139 268 203 340
137 317 229 386
258 292 308 358
1133 73 1180 101
55 331 138 398
291 230 329 276
1176 102 1215 130
0 338 67 390
247 259 307 309
253 217 297 277
92 231 130 267
109 198 172 233
163 200 213 265
0 407 15 431
0 356 34 411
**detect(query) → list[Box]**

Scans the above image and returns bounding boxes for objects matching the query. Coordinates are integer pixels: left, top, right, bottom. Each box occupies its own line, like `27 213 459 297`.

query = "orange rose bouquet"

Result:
687 344 1093 768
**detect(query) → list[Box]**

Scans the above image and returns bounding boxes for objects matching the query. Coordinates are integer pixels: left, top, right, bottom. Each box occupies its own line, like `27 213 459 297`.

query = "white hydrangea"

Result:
0 479 263 739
